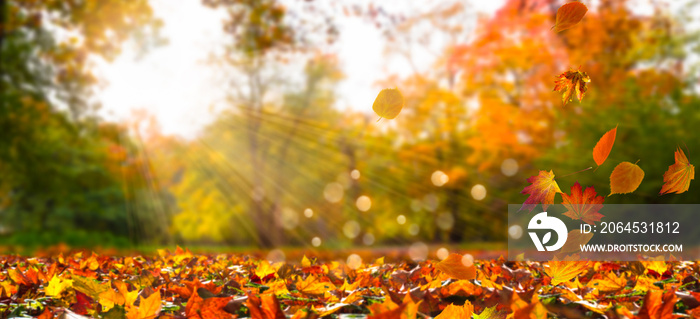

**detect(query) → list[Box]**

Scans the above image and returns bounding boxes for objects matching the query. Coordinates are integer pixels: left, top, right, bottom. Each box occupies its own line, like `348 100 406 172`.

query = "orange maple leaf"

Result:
561 182 604 225
553 67 590 105
520 170 562 212
660 147 695 195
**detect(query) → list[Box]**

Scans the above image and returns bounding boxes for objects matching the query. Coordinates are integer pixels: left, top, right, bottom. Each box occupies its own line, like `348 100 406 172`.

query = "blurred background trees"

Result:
1 0 699 250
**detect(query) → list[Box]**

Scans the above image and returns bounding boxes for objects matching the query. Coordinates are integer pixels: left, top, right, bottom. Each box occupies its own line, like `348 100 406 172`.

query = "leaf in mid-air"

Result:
545 260 589 286
559 230 594 254
435 253 476 280
520 170 562 211
609 162 645 196
593 126 617 166
561 182 604 225
660 147 695 195
553 67 590 105
552 2 588 32
373 88 404 121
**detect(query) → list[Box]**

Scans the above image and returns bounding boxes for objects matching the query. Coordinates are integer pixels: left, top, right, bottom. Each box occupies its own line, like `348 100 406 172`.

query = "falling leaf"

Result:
434 302 473 319
609 162 645 196
561 182 604 225
553 67 591 105
434 253 476 280
593 126 617 166
545 260 589 286
559 230 594 254
552 2 588 32
373 88 404 121
520 170 562 212
660 147 695 195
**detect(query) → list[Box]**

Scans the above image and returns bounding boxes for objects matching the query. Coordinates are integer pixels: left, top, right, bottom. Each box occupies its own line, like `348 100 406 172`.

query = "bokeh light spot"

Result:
347 254 362 269
471 184 487 200
350 169 360 180
436 247 449 260
409 242 429 261
501 158 519 176
343 220 361 239
508 225 523 239
397 215 406 225
356 195 371 212
311 237 322 247
304 208 313 218
324 182 344 203
431 170 449 186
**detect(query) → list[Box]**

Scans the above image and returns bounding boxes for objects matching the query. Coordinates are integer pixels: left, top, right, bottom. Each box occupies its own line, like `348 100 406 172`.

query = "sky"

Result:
94 0 505 137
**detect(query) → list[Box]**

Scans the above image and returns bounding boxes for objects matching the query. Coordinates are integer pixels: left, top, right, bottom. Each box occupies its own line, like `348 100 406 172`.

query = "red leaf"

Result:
520 170 562 212
561 182 604 225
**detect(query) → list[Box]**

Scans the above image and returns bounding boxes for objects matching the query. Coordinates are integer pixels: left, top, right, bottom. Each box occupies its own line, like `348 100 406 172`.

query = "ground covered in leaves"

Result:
0 248 698 318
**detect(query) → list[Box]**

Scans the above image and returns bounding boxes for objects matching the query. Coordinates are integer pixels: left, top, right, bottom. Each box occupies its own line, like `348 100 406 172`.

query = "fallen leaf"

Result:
545 260 589 286
593 126 617 166
373 88 404 121
660 147 695 195
246 293 286 319
552 2 588 32
609 162 645 196
559 230 594 254
434 302 473 319
637 289 677 319
553 67 590 105
45 275 73 298
520 170 562 212
434 253 476 280
561 182 604 225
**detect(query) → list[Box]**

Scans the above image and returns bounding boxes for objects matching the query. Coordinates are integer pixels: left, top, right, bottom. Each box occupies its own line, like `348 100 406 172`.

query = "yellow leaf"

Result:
588 272 627 293
295 275 336 295
127 291 161 319
609 161 645 196
99 287 126 311
301 255 311 268
434 253 476 280
373 88 404 121
545 260 589 286
45 276 73 298
72 275 108 300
